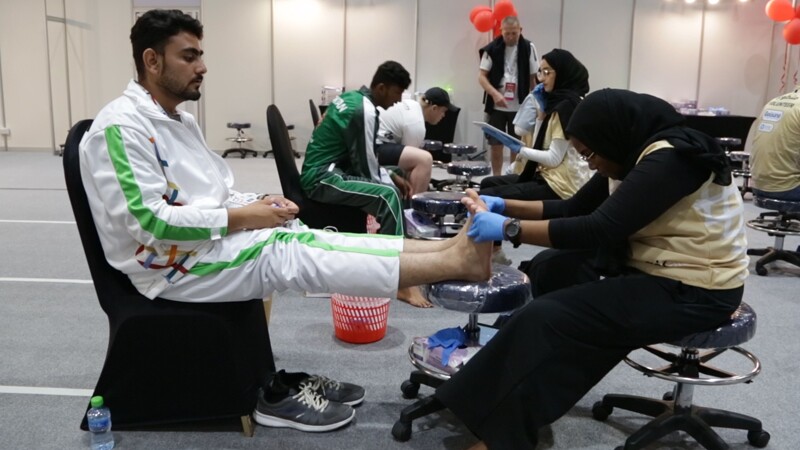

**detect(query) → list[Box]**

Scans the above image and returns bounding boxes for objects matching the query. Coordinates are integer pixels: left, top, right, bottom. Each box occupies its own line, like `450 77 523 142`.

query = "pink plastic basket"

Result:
330 294 391 344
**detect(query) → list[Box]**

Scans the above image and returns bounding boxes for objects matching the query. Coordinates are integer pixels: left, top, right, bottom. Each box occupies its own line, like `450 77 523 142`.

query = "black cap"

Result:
423 87 457 111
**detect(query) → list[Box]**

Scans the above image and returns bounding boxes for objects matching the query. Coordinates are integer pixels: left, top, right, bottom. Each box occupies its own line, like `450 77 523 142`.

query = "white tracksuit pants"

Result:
160 220 403 303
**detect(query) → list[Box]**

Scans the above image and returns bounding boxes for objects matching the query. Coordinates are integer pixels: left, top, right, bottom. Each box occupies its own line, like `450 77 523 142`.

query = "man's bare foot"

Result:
447 214 492 282
397 286 433 308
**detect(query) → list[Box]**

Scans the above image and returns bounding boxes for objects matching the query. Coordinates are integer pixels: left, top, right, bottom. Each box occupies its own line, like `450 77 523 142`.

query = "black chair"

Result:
266 104 367 232
424 106 461 163
63 120 274 435
309 99 321 127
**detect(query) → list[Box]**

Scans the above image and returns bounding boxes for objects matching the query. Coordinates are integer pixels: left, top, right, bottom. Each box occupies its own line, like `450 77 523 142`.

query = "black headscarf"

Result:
565 88 732 185
519 49 590 182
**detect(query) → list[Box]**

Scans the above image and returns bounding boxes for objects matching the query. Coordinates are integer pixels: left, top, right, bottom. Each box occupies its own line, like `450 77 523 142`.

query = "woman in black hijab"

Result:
480 48 593 202
434 89 747 450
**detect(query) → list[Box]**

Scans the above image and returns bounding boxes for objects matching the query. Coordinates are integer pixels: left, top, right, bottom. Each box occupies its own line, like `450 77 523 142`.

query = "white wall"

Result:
0 0 787 153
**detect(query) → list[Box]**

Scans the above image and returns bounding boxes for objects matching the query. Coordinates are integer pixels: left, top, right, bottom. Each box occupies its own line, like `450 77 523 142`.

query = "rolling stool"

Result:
392 264 532 442
405 191 466 240
592 302 769 450
432 144 490 191
421 139 443 152
717 137 752 197
746 196 800 275
222 122 257 159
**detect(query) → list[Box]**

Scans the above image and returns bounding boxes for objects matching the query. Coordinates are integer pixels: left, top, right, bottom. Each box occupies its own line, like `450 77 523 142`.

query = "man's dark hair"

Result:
370 61 411 90
130 9 204 78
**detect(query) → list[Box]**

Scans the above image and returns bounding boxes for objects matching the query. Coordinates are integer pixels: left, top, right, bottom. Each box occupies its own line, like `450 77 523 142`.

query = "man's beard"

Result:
158 66 202 101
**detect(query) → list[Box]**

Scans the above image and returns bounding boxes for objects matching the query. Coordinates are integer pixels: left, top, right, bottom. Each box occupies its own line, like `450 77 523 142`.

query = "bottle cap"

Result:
90 396 104 408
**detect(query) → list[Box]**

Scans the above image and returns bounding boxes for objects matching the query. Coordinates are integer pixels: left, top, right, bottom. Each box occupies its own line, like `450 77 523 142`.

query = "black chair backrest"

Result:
309 99 321 127
425 106 461 163
63 119 145 317
267 105 306 209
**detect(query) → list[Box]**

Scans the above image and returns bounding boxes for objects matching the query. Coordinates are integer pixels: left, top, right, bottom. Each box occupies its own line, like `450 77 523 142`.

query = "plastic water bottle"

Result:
86 395 114 450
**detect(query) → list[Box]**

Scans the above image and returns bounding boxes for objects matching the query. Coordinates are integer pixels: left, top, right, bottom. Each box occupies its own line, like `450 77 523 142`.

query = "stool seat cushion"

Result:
422 140 443 151
227 122 251 129
425 264 532 314
715 137 741 147
447 161 491 177
670 302 756 349
754 195 800 213
443 144 477 155
411 191 467 216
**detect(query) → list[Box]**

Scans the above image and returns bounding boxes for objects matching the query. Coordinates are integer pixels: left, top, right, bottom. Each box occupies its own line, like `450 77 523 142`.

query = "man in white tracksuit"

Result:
80 9 491 434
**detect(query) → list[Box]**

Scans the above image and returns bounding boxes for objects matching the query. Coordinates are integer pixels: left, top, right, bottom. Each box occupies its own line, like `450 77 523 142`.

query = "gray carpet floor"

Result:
1 151 798 450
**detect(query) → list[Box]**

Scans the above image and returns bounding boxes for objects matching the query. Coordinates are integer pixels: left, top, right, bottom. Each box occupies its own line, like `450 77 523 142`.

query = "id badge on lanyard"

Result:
504 82 516 101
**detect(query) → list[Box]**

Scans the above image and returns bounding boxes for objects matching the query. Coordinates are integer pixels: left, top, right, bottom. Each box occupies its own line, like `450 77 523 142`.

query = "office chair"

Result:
746 195 800 276
266 104 367 232
593 302 769 449
64 119 273 435
309 99 321 127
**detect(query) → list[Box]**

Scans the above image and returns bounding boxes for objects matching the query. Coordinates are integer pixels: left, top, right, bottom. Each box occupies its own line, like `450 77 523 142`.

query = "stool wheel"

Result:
591 401 612 421
748 430 770 448
400 380 420 399
392 420 412 441
662 391 673 401
755 264 768 276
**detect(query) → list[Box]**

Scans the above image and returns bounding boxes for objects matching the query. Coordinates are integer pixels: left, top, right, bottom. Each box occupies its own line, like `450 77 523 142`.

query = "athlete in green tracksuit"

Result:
301 62 411 236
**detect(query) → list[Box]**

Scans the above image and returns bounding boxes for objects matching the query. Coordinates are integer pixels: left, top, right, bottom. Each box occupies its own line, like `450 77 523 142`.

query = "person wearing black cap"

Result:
377 87 457 195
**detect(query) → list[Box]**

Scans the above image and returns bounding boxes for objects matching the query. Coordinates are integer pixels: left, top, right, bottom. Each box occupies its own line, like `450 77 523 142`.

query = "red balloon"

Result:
493 1 517 23
473 10 495 33
493 22 502 38
784 18 800 44
469 5 492 23
766 0 794 22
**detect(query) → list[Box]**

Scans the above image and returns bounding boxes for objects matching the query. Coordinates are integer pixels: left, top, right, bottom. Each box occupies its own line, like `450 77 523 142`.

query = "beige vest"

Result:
627 141 748 290
750 88 800 192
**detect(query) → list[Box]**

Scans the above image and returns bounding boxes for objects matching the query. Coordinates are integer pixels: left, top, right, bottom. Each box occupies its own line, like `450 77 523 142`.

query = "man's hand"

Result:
228 201 296 232
258 195 299 215
491 91 508 109
391 172 413 199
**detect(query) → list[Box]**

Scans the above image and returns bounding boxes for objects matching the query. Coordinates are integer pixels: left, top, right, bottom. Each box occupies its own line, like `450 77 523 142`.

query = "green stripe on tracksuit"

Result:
188 229 400 277
309 171 404 236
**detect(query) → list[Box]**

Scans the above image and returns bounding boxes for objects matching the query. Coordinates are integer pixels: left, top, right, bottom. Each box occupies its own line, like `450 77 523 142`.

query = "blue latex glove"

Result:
532 83 547 111
427 327 467 366
467 211 507 243
483 126 522 153
479 195 506 214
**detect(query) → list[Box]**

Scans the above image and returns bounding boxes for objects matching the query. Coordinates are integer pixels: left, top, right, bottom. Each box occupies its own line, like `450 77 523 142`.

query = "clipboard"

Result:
473 121 525 146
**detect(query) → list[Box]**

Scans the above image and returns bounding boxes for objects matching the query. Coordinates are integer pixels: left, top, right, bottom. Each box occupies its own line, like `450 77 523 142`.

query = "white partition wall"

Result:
0 0 793 152
202 0 272 152
344 0 416 92
272 0 345 153
630 0 704 106
562 0 634 92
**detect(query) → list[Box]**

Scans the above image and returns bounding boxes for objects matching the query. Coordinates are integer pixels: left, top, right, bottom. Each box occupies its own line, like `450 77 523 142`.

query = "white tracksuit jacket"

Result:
80 80 401 302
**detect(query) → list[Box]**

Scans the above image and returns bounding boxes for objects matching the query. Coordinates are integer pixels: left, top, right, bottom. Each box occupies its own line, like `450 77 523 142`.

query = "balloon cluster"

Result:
766 0 800 44
469 1 517 38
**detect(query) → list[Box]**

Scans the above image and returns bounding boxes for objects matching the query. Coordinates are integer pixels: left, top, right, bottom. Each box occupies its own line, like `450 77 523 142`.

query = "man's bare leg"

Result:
467 441 488 450
397 216 492 287
490 143 504 176
398 146 433 195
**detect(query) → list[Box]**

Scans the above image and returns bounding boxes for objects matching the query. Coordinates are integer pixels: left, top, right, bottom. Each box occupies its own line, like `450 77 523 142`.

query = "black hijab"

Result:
565 88 732 185
519 49 589 182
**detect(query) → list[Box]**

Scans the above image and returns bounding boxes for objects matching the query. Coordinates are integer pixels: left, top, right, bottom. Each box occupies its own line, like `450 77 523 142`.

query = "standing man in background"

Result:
479 15 540 176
